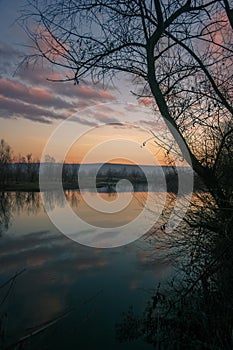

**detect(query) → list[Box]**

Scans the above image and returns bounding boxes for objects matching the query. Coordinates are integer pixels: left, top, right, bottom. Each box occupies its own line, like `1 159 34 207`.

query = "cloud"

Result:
0 78 75 109
0 95 67 124
0 41 21 75
0 227 109 275
138 97 154 107
86 110 120 124
0 41 19 60
69 115 98 127
0 55 118 125
52 81 115 101
16 63 115 101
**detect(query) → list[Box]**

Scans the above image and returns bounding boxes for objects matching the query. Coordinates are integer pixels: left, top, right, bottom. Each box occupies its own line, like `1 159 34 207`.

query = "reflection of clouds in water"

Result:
34 294 65 322
0 229 109 275
0 190 175 349
0 229 111 339
84 229 124 247
129 278 141 290
136 250 171 276
0 217 169 280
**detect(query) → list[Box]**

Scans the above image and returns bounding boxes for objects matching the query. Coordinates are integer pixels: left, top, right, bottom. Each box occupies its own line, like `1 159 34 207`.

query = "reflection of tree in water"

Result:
69 190 80 208
0 192 43 236
116 193 233 350
14 192 41 216
42 190 81 211
42 190 66 211
0 191 83 236
0 193 13 236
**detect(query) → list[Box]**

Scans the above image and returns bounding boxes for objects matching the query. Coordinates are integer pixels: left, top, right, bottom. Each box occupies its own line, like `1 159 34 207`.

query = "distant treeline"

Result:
0 162 40 184
0 139 203 192
0 161 201 193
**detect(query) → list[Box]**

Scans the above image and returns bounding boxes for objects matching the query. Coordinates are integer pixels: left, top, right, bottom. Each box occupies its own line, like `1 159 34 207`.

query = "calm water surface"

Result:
0 191 173 349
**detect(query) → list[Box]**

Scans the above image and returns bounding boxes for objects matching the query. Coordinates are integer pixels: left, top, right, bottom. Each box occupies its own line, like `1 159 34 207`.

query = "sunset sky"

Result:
0 0 183 166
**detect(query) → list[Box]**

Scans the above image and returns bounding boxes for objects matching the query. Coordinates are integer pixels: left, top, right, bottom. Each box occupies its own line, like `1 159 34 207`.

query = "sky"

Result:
0 0 180 166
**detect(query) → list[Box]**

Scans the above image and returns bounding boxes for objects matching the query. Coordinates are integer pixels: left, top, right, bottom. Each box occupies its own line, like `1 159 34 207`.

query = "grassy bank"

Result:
0 182 40 192
0 173 206 192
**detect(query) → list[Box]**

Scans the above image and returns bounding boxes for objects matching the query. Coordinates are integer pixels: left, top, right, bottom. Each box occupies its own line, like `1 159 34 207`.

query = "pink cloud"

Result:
0 95 66 124
89 111 120 124
0 41 21 75
0 77 117 125
138 97 154 107
0 43 118 125
0 94 104 126
0 78 74 109
16 64 116 101
71 85 115 100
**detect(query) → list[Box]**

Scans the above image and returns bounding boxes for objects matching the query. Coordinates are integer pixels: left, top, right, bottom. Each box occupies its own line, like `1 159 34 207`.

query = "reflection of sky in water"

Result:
69 191 149 227
41 190 167 247
0 192 173 349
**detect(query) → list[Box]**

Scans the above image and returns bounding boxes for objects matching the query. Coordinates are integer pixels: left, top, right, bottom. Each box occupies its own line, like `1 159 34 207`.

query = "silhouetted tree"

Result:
0 139 12 184
20 0 233 203
20 2 233 347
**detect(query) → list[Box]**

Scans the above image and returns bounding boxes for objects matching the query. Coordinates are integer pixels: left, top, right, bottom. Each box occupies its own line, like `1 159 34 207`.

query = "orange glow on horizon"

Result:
2 113 187 166
64 124 177 166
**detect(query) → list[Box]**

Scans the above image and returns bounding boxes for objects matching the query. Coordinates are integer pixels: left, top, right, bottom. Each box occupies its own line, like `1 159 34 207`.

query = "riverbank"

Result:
0 182 40 192
0 177 206 193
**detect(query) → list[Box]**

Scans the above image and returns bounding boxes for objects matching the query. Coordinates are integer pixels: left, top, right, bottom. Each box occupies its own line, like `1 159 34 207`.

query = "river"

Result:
0 191 174 349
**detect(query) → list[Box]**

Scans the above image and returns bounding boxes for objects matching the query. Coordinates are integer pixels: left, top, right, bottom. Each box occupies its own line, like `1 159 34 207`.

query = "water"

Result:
0 191 173 349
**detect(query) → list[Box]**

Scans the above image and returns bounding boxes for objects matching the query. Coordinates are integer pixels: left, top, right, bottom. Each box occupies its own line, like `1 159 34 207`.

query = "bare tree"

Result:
0 139 12 184
19 2 233 348
20 0 233 204
0 139 12 166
